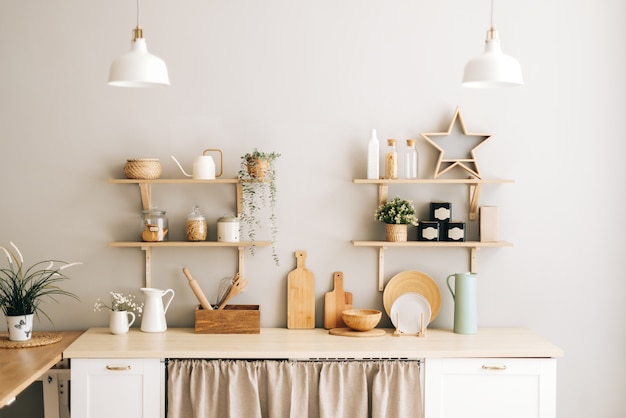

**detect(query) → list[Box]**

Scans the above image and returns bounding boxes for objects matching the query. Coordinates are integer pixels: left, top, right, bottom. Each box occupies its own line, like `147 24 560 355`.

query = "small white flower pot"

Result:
6 313 34 341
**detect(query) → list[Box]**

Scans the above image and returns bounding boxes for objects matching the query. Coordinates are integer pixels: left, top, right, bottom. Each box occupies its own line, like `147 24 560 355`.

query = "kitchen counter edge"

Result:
63 327 564 359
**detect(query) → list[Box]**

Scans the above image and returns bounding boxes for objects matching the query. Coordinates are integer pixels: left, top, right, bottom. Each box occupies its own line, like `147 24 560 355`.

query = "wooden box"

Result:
194 304 260 334
479 206 500 242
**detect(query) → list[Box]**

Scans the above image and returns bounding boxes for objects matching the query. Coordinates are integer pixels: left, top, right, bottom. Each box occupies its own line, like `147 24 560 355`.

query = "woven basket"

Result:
386 224 408 242
123 159 162 180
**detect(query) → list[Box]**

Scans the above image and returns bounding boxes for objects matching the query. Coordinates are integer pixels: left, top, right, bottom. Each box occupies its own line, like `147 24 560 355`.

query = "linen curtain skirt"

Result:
168 359 422 418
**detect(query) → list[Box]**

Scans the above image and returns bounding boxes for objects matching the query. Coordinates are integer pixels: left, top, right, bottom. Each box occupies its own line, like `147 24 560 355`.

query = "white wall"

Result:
1 1 624 417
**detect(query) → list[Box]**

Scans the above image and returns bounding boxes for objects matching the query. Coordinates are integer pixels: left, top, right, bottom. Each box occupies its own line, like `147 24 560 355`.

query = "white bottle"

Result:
367 129 379 179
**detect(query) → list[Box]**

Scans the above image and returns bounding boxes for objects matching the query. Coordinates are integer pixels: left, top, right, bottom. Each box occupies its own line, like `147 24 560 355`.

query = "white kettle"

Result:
140 288 175 333
171 148 223 180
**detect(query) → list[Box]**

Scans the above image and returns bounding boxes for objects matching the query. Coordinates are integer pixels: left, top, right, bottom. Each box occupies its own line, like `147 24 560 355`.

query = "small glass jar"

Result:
405 139 418 179
186 205 207 241
141 209 168 242
217 216 240 242
385 139 398 179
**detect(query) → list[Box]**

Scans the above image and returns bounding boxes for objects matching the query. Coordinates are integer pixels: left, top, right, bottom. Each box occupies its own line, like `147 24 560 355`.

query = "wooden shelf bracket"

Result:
139 183 151 210
351 242 510 291
141 246 152 288
378 247 386 291
470 247 478 273
468 183 481 221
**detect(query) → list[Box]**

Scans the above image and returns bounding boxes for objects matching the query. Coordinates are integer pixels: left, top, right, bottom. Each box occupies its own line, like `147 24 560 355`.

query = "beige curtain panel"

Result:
168 359 422 418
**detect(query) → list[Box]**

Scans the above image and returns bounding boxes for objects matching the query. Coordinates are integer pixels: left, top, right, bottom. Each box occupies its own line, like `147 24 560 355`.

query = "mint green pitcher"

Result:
446 273 478 334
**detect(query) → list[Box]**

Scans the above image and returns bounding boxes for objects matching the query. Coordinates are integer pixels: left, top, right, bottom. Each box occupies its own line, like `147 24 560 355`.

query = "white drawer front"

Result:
424 358 556 418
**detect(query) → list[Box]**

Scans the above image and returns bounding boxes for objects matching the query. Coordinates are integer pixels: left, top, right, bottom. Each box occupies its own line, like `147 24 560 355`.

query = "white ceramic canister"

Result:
217 216 240 242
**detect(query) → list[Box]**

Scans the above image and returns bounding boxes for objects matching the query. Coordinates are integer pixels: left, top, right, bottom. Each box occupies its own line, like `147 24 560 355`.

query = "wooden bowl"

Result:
341 309 382 332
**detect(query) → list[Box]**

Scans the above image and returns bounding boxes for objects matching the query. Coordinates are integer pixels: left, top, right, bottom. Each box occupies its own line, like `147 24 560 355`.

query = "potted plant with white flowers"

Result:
0 242 81 341
374 196 418 242
238 149 281 266
94 292 144 335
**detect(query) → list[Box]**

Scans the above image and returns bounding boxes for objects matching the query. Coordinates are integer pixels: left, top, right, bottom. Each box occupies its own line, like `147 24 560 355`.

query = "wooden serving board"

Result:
329 328 386 337
287 251 315 329
324 272 353 329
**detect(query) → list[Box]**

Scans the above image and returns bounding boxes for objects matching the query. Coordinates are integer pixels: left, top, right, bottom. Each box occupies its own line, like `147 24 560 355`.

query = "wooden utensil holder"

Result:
194 304 260 334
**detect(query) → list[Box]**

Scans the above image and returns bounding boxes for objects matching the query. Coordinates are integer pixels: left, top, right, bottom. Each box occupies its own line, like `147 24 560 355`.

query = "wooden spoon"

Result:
217 274 248 310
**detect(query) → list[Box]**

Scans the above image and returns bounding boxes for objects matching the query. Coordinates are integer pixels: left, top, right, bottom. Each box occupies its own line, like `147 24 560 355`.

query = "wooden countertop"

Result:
64 328 563 360
0 330 83 408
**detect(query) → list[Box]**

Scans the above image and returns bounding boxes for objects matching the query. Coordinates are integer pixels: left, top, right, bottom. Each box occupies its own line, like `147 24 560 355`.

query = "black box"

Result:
430 202 452 222
445 222 466 242
417 221 440 241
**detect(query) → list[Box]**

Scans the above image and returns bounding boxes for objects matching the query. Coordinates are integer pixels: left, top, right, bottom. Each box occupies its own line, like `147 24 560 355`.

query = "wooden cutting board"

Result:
324 272 353 329
329 328 386 337
287 251 315 329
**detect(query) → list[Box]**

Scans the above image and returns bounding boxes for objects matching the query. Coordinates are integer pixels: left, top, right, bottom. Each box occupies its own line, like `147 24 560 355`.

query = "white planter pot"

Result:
6 313 34 341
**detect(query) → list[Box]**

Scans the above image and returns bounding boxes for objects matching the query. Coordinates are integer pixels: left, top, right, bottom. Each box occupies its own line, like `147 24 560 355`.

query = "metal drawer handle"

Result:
482 365 507 371
106 365 131 371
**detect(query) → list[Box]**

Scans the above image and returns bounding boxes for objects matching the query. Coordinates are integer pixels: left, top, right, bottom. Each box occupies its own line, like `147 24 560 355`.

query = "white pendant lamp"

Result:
462 0 523 88
108 0 170 87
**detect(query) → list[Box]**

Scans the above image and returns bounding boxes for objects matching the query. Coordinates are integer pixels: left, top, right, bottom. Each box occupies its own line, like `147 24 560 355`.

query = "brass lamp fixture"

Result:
108 0 170 87
462 0 523 88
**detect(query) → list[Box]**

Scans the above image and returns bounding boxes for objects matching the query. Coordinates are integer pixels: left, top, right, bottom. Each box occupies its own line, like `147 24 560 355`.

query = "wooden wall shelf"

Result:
353 178 514 221
352 241 513 291
109 178 265 287
353 178 514 291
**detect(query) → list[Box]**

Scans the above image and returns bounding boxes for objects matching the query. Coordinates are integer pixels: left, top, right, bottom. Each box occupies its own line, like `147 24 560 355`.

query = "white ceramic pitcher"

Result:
140 288 175 333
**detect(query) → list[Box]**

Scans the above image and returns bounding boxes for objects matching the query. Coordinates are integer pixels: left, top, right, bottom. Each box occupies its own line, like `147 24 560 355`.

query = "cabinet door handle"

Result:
481 365 507 371
106 365 131 371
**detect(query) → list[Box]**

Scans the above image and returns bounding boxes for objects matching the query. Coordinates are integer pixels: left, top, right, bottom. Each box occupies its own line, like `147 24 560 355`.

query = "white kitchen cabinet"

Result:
424 357 557 418
70 358 164 418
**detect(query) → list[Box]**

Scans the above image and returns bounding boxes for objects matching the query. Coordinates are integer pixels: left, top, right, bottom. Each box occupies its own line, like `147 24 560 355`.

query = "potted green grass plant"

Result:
0 242 80 341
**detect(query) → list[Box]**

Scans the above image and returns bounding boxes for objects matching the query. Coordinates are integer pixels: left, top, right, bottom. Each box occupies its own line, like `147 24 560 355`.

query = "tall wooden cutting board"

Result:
287 251 315 329
324 272 353 329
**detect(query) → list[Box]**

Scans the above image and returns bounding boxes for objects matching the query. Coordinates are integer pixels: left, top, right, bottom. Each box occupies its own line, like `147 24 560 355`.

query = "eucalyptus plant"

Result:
238 149 281 266
0 242 80 322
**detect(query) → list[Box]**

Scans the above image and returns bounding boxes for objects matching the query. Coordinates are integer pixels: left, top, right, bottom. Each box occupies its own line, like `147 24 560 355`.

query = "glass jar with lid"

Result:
141 209 168 242
186 205 207 241
385 139 398 179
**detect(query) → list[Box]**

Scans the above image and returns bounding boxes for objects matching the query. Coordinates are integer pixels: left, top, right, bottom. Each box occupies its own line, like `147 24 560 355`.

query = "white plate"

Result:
390 292 432 334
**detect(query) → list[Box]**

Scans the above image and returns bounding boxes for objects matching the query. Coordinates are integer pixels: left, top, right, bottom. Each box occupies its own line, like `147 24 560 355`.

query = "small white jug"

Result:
109 310 136 335
140 288 175 333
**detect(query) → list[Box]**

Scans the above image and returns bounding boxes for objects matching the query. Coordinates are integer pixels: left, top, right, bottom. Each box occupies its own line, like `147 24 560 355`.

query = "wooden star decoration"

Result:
420 107 492 179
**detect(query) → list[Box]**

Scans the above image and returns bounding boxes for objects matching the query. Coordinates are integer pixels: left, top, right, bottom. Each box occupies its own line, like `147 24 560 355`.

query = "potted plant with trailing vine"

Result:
374 196 418 242
0 242 80 341
238 149 281 265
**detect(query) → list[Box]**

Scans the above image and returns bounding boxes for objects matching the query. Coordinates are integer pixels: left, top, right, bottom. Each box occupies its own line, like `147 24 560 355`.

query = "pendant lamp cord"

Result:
490 0 494 29
136 0 140 28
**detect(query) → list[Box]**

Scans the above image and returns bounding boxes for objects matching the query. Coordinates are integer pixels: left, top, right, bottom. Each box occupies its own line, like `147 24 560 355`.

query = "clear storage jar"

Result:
186 205 207 241
141 209 168 242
